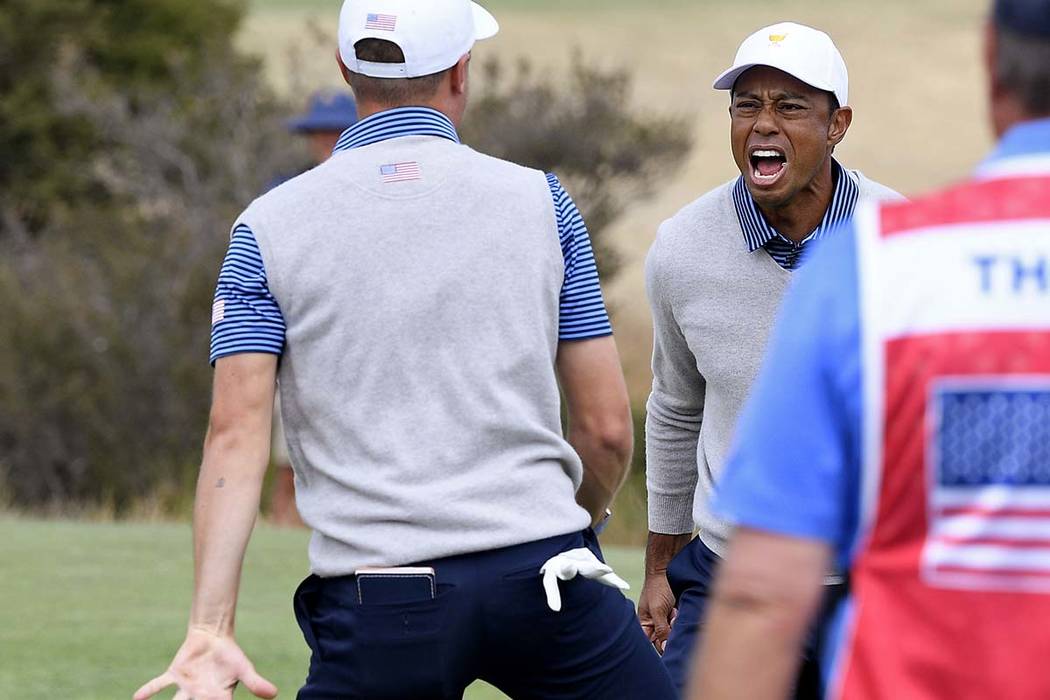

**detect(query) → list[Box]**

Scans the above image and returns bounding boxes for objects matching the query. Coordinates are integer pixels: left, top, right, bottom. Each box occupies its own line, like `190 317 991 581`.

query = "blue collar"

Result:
733 159 860 253
980 117 1050 167
332 106 460 153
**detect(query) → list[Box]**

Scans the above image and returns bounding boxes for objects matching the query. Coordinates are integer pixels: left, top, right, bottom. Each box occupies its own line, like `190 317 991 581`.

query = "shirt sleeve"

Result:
209 224 287 365
546 173 613 341
714 225 864 567
644 228 704 534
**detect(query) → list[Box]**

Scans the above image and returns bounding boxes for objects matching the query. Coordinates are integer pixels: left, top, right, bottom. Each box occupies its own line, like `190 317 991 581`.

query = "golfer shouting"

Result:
639 22 901 695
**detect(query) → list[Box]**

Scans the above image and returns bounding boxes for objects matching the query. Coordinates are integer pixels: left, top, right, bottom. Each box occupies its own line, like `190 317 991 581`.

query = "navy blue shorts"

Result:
293 530 675 699
660 536 840 697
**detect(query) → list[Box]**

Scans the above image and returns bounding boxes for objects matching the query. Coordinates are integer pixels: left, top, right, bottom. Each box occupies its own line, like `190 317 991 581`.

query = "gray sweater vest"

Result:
645 173 902 556
241 136 591 576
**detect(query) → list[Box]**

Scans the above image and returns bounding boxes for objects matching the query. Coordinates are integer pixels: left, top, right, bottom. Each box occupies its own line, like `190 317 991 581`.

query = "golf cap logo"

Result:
769 33 789 46
366 13 397 31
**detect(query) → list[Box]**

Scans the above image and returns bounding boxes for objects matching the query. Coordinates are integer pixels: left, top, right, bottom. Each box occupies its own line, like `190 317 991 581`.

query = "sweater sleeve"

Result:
644 225 704 535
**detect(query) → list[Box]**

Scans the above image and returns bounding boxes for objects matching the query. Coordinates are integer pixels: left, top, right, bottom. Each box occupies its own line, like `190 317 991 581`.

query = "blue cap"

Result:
287 91 359 133
996 0 1050 37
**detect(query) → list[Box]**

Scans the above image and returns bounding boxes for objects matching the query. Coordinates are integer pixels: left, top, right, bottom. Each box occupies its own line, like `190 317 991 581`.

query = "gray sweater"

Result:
645 173 901 555
243 136 590 576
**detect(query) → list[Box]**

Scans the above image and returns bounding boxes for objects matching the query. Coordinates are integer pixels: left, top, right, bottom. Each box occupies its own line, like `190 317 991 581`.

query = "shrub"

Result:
462 54 693 280
0 1 301 511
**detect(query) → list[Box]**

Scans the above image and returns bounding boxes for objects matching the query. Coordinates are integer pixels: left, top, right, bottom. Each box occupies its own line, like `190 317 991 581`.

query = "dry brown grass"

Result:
239 0 990 399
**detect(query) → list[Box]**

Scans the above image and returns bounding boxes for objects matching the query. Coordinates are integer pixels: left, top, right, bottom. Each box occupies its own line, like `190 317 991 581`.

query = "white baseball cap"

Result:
338 0 499 79
713 22 849 107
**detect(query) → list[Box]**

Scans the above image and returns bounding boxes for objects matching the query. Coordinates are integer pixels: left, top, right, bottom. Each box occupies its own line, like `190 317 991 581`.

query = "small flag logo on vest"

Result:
366 13 397 31
211 299 226 326
380 162 422 183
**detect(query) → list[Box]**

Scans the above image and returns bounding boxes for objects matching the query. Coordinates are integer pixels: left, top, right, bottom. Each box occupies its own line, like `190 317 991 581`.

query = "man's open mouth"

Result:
749 148 788 186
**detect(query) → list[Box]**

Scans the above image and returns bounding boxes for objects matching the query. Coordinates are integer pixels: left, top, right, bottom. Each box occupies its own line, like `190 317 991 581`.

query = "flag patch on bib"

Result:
923 379 1050 593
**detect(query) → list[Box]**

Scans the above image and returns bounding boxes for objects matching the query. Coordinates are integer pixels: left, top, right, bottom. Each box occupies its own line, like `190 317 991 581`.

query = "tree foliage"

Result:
0 0 300 509
462 55 693 280
0 0 246 238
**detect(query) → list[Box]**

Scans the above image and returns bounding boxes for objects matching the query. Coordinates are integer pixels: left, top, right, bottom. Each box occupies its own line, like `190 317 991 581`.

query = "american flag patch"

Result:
380 162 422 183
211 299 226 326
922 379 1050 593
366 13 397 31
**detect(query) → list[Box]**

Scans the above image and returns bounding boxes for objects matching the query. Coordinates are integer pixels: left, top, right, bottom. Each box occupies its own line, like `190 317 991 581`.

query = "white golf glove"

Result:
539 548 630 612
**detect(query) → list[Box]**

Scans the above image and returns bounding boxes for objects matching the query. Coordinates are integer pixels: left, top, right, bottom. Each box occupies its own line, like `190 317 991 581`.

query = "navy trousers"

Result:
293 530 676 699
660 537 836 697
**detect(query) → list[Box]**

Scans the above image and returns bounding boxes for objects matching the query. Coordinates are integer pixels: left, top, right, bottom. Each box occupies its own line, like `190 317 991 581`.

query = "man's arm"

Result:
135 353 279 700
556 336 633 527
640 234 705 651
688 529 830 700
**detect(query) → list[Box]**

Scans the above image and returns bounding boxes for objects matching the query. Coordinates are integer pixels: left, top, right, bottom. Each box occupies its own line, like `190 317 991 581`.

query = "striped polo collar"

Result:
732 159 860 254
333 106 460 153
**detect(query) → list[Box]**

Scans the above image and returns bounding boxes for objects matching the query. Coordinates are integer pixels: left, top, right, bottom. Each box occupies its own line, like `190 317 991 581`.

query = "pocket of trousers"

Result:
309 586 450 656
499 567 605 618
350 595 452 698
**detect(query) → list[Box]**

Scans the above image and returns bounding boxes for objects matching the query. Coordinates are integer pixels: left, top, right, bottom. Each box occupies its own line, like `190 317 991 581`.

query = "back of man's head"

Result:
347 39 448 107
992 0 1050 118
336 0 498 113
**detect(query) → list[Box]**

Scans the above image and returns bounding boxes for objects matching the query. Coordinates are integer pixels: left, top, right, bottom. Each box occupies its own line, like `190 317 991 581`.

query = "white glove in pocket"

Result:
539 547 630 612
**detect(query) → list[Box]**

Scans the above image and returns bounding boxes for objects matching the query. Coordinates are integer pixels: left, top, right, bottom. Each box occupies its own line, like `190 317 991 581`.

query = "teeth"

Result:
753 167 783 181
753 150 783 158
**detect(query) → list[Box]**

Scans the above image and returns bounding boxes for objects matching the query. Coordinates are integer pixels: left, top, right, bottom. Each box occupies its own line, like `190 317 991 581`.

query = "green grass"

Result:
0 518 646 699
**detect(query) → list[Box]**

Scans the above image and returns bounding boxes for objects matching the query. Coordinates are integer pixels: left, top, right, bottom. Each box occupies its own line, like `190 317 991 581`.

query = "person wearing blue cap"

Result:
690 1 1050 698
288 90 360 164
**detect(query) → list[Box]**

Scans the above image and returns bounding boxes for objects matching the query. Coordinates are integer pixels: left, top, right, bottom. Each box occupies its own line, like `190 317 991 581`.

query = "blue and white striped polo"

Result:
210 107 612 364
732 159 861 270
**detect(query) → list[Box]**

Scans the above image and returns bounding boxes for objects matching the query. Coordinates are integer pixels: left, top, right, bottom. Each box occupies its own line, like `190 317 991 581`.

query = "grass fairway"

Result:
0 518 646 699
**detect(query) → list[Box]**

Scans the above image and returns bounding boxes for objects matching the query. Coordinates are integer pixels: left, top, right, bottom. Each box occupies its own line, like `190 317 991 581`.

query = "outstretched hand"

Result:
134 628 277 700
